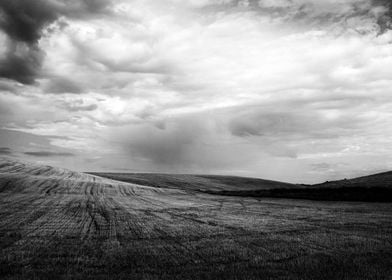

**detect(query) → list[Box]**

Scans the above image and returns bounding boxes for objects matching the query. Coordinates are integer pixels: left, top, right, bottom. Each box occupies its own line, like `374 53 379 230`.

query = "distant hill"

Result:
1 156 391 202
0 157 176 196
310 171 392 189
93 171 392 202
88 172 295 192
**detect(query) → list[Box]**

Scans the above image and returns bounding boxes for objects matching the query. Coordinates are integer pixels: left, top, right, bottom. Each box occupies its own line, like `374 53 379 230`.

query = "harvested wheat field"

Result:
1 157 392 279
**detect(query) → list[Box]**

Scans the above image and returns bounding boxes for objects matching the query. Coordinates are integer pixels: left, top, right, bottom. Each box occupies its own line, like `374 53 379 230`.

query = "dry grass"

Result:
1 157 392 279
89 172 294 192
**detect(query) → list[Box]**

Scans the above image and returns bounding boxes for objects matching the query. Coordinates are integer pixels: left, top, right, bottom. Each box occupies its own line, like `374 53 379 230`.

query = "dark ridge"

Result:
92 171 392 202
88 172 294 193
207 187 392 202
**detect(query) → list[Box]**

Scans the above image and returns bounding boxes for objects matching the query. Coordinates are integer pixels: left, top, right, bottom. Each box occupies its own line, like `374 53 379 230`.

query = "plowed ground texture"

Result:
1 157 392 279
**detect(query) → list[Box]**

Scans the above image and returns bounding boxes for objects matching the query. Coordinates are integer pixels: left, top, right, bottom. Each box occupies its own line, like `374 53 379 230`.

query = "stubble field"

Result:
1 157 392 279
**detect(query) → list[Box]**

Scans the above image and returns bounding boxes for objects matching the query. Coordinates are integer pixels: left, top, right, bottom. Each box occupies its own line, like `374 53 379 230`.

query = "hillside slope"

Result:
1 157 392 279
89 172 294 192
94 171 392 202
311 171 392 189
0 157 179 197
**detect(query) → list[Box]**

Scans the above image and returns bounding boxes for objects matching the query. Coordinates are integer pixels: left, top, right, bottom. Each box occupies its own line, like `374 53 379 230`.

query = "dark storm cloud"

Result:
374 0 392 33
24 151 75 157
0 43 44 85
0 0 111 44
0 1 59 44
0 0 112 84
0 0 60 84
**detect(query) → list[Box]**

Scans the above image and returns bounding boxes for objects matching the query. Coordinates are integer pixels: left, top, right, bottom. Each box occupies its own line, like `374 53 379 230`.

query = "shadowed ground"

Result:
94 172 392 202
1 157 392 279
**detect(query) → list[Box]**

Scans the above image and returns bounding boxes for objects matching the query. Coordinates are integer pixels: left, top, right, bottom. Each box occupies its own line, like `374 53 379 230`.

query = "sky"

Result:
1 0 392 183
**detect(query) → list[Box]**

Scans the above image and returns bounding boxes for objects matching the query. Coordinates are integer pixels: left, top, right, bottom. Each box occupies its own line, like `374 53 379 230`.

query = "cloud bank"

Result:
1 0 392 183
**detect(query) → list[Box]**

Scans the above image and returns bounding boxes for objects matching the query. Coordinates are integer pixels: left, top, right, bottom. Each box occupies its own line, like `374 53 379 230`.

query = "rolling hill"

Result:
1 157 392 279
89 172 295 192
93 170 392 202
311 171 392 189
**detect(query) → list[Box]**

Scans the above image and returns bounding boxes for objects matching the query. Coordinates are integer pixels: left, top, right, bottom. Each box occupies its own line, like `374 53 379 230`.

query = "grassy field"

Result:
88 172 295 192
93 172 392 202
1 157 392 279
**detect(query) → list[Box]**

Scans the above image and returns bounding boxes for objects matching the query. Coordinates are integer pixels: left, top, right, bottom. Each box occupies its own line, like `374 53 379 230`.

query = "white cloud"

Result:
1 0 392 182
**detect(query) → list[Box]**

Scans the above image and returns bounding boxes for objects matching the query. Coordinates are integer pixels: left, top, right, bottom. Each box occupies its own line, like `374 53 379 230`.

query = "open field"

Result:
89 172 295 192
1 157 392 279
93 172 392 202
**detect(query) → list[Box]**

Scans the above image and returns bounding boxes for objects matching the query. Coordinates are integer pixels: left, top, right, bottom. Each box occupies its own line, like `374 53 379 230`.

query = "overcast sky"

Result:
1 0 392 183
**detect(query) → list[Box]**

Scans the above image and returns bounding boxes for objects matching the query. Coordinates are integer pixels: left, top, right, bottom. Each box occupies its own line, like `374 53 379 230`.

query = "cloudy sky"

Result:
1 0 392 183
